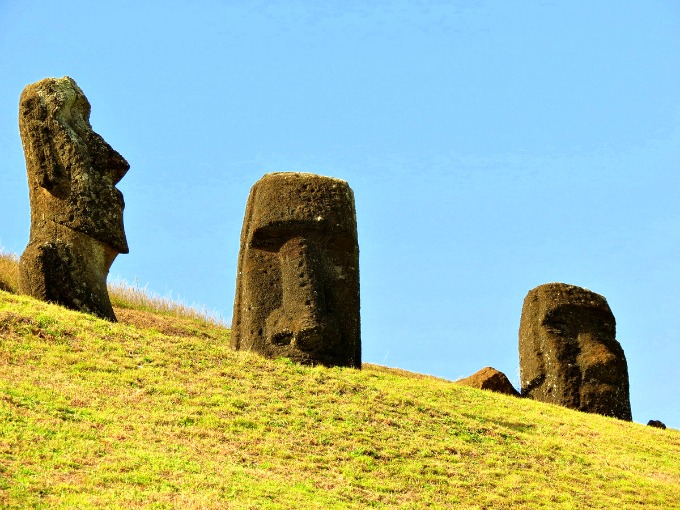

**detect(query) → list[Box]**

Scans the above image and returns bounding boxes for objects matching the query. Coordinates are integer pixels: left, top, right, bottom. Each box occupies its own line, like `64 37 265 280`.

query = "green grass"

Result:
0 254 679 508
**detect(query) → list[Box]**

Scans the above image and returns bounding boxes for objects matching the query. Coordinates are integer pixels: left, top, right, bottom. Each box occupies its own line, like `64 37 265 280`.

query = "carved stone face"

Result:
232 172 361 368
18 76 129 254
519 283 631 420
18 76 129 321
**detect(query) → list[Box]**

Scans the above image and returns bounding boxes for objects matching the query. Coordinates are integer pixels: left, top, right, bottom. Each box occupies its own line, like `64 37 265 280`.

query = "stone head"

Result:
232 172 361 367
18 76 129 254
519 283 631 420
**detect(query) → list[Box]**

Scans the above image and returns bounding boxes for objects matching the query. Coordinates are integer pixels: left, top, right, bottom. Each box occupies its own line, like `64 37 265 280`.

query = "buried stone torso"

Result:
232 173 361 368
519 283 632 420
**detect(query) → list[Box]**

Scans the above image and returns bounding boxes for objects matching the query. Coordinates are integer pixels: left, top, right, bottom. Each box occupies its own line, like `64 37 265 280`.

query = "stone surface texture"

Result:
519 283 631 420
18 76 129 321
456 367 519 396
232 172 360 367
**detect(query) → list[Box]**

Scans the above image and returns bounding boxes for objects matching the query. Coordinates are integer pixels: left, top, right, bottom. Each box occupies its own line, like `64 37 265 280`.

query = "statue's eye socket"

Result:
328 232 356 253
250 227 288 251
250 222 356 254
543 322 569 335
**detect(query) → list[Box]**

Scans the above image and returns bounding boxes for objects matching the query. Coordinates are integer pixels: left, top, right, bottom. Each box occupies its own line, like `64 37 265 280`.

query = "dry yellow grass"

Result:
0 252 226 326
108 279 228 326
0 251 19 294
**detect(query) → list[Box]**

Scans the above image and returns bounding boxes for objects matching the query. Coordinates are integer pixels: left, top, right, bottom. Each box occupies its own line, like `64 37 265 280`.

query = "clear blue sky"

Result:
1 1 679 429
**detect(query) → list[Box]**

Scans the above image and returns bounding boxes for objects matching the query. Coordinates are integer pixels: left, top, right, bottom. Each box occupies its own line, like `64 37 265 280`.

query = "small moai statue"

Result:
18 77 129 321
232 172 361 367
519 283 632 420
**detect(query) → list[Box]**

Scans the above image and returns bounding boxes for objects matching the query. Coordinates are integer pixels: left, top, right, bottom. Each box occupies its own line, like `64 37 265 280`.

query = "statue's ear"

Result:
19 94 68 192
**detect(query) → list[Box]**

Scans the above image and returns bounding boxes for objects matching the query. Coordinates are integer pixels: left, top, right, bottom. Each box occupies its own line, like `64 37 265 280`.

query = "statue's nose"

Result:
267 236 327 349
90 132 129 183
282 236 326 316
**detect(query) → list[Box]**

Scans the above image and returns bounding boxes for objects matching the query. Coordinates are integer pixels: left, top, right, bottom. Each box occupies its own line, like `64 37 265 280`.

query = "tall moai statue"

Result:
232 172 361 368
519 283 632 420
18 77 129 321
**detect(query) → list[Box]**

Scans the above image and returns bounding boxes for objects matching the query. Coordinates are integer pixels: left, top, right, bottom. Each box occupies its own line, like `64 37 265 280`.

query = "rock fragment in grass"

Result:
456 367 519 396
647 420 666 429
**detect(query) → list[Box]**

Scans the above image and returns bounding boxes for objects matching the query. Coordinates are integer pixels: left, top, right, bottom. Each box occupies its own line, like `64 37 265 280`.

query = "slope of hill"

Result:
1 289 679 509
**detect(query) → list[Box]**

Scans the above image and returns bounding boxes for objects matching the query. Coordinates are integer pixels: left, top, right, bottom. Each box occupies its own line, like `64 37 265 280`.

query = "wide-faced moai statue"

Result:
519 283 631 420
232 172 361 368
18 77 129 321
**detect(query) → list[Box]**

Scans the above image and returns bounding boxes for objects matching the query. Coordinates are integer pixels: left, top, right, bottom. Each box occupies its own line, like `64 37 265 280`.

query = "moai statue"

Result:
519 283 632 420
232 172 361 368
18 77 129 321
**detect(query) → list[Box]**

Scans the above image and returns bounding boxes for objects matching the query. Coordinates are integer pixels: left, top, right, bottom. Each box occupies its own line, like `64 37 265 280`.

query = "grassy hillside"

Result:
1 273 679 508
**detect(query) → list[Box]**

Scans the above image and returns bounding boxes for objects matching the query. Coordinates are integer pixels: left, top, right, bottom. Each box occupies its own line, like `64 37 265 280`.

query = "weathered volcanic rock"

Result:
18 77 129 321
519 283 632 420
232 172 361 368
456 367 519 396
